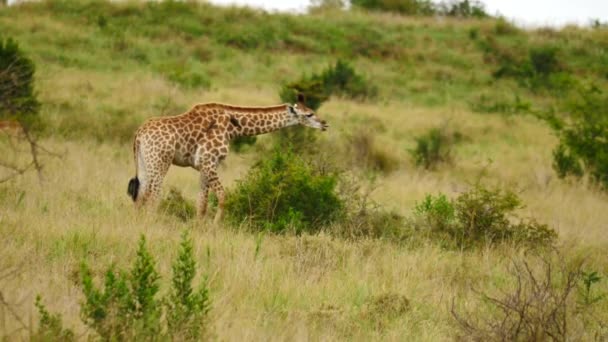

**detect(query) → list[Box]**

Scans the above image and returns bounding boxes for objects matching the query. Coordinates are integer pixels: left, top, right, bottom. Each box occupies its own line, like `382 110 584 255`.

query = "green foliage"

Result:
0 37 40 127
347 129 399 173
159 187 196 222
230 135 257 153
579 271 605 307
225 148 343 233
552 86 608 189
412 186 558 249
80 235 160 340
33 296 75 341
155 59 211 89
280 59 376 113
352 0 487 17
410 127 459 169
441 0 487 18
79 234 210 340
351 0 435 15
165 231 211 340
470 94 531 115
488 42 572 91
335 178 405 240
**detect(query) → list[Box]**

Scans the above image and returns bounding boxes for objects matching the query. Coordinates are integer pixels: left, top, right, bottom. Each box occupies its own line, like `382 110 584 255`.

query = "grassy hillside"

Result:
1 1 608 340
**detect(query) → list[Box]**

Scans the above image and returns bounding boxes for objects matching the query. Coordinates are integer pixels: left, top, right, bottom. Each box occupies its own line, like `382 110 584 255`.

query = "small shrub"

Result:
333 176 405 240
494 17 519 35
280 59 376 110
165 231 211 340
411 186 557 249
159 187 196 222
552 86 608 189
79 234 211 340
351 0 435 15
80 235 161 340
438 0 488 18
33 296 75 341
155 59 211 89
0 37 40 125
224 148 343 233
230 135 257 153
470 94 531 115
410 127 459 170
347 129 399 173
452 254 588 341
319 60 378 100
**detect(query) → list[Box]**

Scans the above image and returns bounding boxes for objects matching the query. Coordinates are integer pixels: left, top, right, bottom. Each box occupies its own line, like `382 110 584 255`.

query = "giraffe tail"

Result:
127 177 140 201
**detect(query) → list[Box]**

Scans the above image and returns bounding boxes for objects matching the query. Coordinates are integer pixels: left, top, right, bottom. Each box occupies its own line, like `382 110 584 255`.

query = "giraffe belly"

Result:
172 151 195 167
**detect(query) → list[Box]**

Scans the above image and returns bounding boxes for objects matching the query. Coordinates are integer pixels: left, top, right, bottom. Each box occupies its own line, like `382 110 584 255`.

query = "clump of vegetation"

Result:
334 176 405 240
224 148 343 233
410 126 460 170
230 135 257 153
280 59 377 110
165 232 211 340
347 129 399 173
79 234 211 340
352 0 488 17
0 37 39 124
362 293 410 329
452 254 607 340
0 37 55 183
486 40 572 91
411 186 557 249
159 187 196 222
552 86 608 189
33 296 75 341
155 59 211 89
470 94 531 115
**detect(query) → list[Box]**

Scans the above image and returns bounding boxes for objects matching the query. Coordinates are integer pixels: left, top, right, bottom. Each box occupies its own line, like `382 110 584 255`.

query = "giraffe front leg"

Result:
197 171 209 219
210 176 225 224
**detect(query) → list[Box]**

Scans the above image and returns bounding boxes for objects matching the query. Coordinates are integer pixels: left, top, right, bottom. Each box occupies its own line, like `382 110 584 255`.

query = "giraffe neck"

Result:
223 104 297 138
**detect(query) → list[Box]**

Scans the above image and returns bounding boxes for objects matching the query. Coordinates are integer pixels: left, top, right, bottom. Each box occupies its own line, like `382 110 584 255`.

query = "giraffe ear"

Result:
297 93 305 103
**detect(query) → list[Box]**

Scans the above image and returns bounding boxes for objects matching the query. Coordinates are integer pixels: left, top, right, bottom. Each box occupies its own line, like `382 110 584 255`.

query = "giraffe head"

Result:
289 94 329 131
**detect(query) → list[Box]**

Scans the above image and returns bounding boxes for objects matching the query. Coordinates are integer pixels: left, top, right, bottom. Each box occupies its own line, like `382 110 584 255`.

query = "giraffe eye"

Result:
305 113 314 118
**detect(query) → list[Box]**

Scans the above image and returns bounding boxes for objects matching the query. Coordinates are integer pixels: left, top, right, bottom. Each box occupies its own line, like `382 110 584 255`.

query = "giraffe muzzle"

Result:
321 120 329 131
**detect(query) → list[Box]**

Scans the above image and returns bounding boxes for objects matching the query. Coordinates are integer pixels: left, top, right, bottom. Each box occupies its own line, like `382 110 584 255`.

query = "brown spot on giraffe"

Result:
127 97 329 224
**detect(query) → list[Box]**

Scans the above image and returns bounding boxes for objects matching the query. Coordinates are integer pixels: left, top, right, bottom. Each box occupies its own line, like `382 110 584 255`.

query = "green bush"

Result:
80 236 161 340
230 135 257 153
79 234 211 340
552 86 608 188
438 0 488 18
33 296 75 341
470 94 531 115
224 148 343 233
280 59 376 111
334 177 405 240
165 231 211 340
490 43 571 91
347 129 399 173
410 127 459 170
351 0 435 15
0 37 40 126
411 186 557 249
159 187 196 222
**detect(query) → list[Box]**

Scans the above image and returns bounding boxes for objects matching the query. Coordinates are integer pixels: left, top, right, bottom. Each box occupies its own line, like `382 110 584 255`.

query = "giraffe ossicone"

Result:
127 97 328 223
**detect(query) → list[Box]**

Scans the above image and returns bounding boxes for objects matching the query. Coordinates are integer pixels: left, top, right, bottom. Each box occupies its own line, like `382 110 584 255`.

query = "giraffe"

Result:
127 94 328 223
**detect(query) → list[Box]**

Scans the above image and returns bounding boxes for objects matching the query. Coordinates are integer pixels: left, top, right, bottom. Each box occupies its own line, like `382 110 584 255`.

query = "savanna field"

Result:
1 1 608 340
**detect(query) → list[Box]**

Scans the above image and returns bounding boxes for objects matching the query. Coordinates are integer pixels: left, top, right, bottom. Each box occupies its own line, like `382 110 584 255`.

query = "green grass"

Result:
1 1 608 340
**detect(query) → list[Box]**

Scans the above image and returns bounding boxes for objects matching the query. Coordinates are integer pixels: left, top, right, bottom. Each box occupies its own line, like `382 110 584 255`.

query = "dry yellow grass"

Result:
2 2 608 338
2 84 608 340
